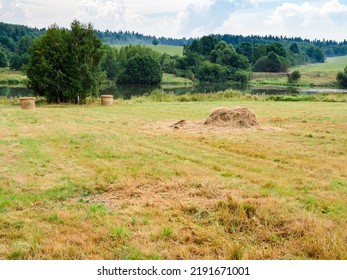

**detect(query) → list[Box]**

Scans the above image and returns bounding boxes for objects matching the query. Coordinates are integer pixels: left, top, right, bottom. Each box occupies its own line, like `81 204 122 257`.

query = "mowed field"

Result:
0 98 346 260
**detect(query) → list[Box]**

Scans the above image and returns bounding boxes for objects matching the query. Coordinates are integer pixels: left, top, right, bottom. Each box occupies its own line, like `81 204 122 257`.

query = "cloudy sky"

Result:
1 0 347 41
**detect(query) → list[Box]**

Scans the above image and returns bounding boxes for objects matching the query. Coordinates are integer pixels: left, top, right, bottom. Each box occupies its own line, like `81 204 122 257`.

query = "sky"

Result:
1 0 347 41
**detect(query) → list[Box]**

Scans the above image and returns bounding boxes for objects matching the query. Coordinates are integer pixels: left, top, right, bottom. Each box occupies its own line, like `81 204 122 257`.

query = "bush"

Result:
336 66 347 88
287 70 301 83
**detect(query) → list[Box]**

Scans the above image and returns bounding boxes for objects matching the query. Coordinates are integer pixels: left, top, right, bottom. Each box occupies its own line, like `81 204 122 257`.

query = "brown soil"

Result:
170 120 187 129
204 107 259 128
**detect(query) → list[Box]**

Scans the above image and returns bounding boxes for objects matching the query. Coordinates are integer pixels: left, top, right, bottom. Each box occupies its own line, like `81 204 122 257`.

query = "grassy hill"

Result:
252 55 347 87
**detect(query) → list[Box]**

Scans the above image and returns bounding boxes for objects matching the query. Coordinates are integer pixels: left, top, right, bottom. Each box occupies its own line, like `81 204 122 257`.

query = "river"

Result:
1 83 347 99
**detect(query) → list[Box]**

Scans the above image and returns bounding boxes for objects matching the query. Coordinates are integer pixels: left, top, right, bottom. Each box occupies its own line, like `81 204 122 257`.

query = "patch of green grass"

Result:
292 56 347 73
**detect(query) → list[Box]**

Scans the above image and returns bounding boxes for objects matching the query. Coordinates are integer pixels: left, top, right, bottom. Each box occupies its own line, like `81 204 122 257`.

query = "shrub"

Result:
287 70 301 83
336 66 347 88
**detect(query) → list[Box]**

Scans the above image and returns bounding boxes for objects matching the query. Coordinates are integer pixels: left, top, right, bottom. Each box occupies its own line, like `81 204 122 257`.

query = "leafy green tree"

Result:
253 52 286 72
64 20 105 103
290 43 300 54
27 21 105 103
287 70 301 83
210 41 250 72
152 37 159 45
160 53 176 74
236 42 253 62
196 61 230 82
267 42 287 57
101 45 119 79
185 36 219 57
10 53 30 70
306 47 325 63
17 36 33 55
336 66 347 88
233 70 251 85
0 48 8 67
27 25 69 103
118 55 162 84
253 44 268 62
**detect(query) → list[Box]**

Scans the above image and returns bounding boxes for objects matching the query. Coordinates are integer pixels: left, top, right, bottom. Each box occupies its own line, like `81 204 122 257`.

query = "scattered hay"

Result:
170 120 187 129
145 106 281 134
204 107 259 128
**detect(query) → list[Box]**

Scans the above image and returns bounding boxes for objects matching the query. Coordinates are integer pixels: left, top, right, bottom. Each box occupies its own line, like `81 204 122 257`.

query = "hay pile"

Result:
204 107 259 128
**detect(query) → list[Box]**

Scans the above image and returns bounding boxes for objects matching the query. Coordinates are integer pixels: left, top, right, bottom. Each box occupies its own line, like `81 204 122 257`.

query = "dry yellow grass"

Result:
0 98 346 260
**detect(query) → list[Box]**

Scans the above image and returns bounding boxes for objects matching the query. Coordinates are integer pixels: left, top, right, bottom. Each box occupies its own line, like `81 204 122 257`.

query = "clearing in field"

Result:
0 98 346 260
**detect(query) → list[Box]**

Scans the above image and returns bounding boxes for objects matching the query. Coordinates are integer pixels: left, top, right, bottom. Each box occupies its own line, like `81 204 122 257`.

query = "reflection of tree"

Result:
100 84 159 99
0 87 33 98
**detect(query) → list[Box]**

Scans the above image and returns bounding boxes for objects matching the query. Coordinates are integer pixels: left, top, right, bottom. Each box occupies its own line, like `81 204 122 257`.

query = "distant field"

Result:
0 97 346 260
292 56 347 73
112 44 183 56
252 55 347 87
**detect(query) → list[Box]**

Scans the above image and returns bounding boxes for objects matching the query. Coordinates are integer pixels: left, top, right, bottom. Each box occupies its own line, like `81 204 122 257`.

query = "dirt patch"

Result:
143 107 282 134
84 179 241 210
170 120 187 129
204 107 259 128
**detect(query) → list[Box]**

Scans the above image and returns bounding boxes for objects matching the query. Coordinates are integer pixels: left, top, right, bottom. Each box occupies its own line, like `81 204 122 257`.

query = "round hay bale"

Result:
101 95 113 106
204 107 259 128
19 97 36 110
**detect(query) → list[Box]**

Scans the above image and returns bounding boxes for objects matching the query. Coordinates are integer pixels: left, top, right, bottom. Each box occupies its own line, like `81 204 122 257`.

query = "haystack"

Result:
204 107 259 128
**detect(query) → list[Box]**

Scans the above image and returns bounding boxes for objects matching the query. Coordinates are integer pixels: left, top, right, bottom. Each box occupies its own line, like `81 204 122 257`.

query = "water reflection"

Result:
100 83 159 99
0 87 32 97
2 83 346 99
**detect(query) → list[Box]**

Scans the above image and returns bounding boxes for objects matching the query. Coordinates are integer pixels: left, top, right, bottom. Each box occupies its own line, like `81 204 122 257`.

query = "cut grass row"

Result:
0 97 346 259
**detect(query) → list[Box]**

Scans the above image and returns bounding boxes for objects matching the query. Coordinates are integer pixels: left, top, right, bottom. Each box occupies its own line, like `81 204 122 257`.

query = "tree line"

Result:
1 21 347 71
1 21 347 104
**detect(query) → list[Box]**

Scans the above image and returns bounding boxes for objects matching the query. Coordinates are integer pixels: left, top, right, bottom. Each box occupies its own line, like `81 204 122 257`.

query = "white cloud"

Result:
264 0 347 40
0 0 30 25
0 0 347 41
76 0 143 31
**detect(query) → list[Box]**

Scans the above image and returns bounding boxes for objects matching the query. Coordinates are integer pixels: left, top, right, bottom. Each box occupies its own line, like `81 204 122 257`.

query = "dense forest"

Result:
1 21 347 70
1 21 347 91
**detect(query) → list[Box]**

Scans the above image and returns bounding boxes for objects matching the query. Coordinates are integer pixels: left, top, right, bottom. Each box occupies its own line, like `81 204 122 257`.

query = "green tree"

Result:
336 66 347 88
253 52 286 72
101 45 119 79
210 41 250 72
236 42 253 62
152 37 159 46
118 55 162 84
0 48 8 67
287 70 301 83
27 25 69 103
290 43 300 54
27 21 105 103
196 61 230 82
65 20 105 103
267 42 287 57
10 53 30 70
306 47 325 63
